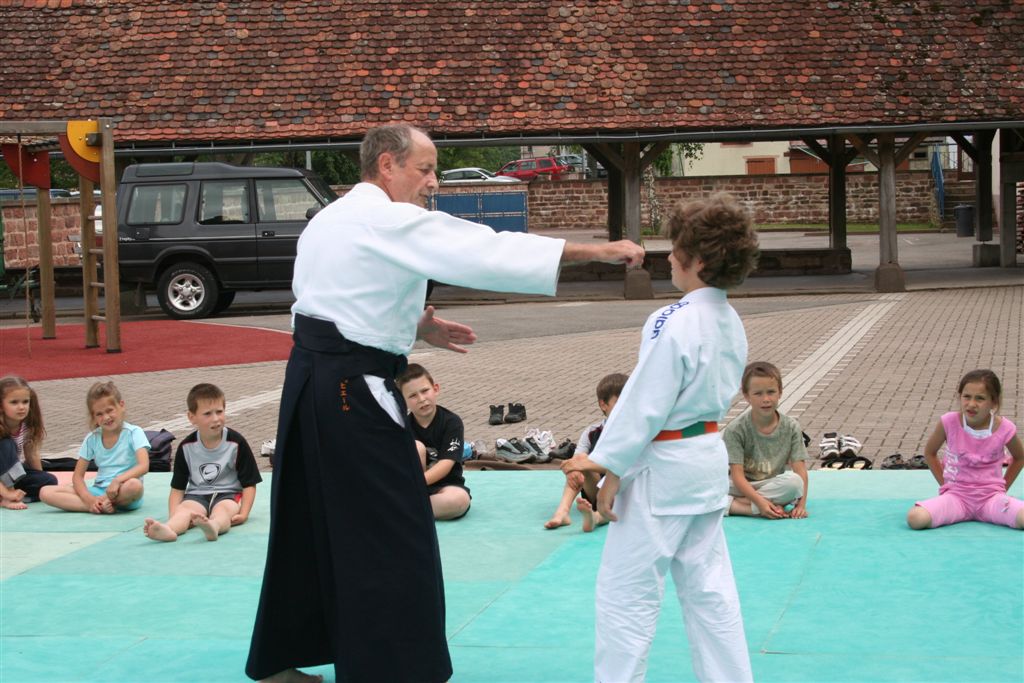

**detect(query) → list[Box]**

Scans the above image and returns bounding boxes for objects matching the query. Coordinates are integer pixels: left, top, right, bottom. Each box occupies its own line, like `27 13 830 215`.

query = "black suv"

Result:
116 162 336 319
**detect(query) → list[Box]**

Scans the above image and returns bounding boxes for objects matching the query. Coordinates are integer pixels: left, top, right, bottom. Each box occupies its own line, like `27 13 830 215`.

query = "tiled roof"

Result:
1 1 1022 144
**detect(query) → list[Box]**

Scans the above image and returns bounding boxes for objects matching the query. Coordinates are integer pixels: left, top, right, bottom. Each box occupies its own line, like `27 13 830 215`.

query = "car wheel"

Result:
212 291 236 315
156 262 220 319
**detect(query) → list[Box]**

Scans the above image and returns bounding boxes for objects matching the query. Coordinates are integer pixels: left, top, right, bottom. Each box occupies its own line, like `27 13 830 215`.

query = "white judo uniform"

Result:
587 286 753 683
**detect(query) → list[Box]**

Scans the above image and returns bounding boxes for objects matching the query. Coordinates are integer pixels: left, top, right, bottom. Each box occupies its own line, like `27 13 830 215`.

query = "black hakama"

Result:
246 315 452 683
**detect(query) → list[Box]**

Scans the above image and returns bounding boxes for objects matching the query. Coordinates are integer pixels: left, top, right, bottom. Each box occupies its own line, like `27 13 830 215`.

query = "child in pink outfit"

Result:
907 369 1024 530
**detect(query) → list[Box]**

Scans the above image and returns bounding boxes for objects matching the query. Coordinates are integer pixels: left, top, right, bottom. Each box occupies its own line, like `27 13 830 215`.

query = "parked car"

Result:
0 188 73 201
115 162 336 319
440 167 522 184
555 154 585 172
495 157 571 181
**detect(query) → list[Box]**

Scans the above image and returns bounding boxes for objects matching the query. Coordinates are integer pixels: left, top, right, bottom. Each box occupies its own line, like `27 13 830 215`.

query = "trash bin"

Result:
954 204 975 238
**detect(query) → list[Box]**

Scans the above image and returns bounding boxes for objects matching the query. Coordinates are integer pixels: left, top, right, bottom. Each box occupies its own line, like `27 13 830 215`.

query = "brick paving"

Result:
19 284 1022 473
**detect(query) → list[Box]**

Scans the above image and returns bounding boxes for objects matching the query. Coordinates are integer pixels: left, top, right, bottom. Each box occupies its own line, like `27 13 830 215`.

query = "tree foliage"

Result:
653 143 704 176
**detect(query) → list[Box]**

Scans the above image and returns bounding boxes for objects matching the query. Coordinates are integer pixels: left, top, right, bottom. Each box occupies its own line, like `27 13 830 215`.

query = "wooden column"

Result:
99 118 122 353
583 143 623 241
999 128 1024 267
877 135 898 265
621 142 642 244
974 130 996 243
79 176 99 348
827 135 849 250
35 190 56 338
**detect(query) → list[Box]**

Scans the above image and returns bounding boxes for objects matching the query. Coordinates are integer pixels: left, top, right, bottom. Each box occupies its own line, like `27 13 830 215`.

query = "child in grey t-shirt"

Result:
723 362 809 519
144 384 262 542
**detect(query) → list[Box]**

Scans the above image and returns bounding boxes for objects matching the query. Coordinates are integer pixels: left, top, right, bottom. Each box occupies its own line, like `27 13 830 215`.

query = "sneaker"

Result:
495 438 533 463
818 432 839 460
260 439 276 457
524 437 551 463
526 428 557 456
471 440 489 459
488 404 505 426
504 402 527 424
839 435 862 458
549 438 576 460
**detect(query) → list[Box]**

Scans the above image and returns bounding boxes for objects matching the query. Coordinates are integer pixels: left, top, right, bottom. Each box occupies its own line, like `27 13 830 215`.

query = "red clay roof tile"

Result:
0 1 1021 144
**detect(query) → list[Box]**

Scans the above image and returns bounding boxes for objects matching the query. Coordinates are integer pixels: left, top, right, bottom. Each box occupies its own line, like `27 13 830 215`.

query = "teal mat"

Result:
2 471 1022 682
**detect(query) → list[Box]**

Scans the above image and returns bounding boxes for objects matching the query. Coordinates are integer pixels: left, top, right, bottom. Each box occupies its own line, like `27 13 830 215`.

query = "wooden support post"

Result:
35 189 56 338
98 118 122 353
827 135 848 250
874 134 905 292
999 128 1023 267
621 142 642 244
973 130 995 243
79 175 99 347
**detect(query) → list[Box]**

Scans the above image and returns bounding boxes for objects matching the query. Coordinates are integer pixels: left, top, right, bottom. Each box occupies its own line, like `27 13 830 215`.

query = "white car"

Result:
440 167 523 184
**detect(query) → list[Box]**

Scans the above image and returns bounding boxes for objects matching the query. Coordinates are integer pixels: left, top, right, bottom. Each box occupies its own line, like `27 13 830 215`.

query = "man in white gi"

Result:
564 193 760 683
246 124 644 683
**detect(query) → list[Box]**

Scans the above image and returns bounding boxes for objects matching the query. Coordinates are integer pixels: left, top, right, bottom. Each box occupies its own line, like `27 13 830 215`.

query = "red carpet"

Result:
0 320 293 381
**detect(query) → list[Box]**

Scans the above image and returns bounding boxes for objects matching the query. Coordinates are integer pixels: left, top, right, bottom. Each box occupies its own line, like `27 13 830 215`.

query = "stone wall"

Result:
0 170 941 270
1 200 84 269
1017 182 1023 254
527 171 937 232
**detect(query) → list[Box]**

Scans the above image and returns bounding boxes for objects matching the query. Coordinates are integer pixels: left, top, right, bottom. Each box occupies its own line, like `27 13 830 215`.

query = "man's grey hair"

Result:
360 124 429 180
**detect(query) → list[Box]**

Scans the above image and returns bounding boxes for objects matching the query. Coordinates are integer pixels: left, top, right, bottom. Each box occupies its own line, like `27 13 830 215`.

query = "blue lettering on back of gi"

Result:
650 301 688 339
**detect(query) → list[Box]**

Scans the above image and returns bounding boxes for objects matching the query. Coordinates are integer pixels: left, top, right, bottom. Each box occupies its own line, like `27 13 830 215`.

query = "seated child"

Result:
545 372 628 532
397 364 471 520
723 361 809 518
145 383 262 541
0 376 57 509
39 381 149 513
907 369 1023 530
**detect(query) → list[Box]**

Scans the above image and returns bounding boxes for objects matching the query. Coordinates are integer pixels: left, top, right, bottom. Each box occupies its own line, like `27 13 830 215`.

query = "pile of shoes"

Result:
818 432 872 469
493 429 577 464
489 402 527 425
880 453 929 470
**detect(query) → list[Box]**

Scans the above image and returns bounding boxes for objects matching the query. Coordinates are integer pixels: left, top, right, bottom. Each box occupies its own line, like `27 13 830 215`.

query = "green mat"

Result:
2 471 1022 682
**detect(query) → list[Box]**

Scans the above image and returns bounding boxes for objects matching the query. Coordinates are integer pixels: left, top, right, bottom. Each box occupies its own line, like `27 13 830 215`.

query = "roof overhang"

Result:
105 120 1024 158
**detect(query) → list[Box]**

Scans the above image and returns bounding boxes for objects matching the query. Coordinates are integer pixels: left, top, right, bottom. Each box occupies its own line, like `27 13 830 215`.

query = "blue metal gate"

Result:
433 190 528 233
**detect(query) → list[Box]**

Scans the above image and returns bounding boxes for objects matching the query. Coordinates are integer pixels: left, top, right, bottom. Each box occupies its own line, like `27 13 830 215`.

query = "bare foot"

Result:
191 512 219 541
260 668 324 683
577 497 597 532
143 518 178 542
544 512 571 529
1 498 28 510
2 488 26 503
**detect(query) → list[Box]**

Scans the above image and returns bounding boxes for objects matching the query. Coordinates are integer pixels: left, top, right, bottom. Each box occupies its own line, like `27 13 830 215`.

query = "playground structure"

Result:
0 119 121 352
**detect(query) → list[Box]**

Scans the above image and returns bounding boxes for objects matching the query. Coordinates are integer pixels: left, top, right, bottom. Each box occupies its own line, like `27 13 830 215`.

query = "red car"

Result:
495 156 571 181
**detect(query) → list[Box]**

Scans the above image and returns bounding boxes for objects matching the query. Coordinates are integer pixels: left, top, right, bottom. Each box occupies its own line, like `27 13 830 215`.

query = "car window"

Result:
521 160 536 170
199 180 250 224
126 184 187 225
539 159 552 169
256 179 320 222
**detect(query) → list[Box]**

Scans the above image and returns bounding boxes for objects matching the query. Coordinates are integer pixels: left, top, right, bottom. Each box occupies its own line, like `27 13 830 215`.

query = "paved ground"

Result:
8 285 1022 474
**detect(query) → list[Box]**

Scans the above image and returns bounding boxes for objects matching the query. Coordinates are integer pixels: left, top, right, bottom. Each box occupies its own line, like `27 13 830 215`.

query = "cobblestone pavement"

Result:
23 285 1023 473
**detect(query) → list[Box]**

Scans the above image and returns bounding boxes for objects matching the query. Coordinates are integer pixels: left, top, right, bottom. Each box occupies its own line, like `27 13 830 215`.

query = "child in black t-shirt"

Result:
397 364 471 520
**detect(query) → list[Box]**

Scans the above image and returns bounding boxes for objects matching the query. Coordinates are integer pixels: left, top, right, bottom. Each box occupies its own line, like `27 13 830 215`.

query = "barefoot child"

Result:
724 361 810 519
907 369 1024 530
544 372 627 532
563 193 760 683
39 381 149 513
0 376 57 509
145 383 261 542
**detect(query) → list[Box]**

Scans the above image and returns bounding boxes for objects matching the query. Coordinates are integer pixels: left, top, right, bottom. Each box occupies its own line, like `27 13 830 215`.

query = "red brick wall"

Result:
1 200 83 269
1017 182 1023 254
528 171 937 231
2 171 941 269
